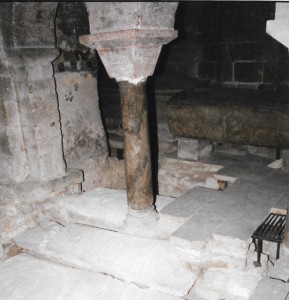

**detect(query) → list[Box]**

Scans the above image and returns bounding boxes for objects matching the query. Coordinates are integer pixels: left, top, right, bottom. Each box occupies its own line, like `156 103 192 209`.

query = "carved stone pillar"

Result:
0 3 83 242
80 2 178 222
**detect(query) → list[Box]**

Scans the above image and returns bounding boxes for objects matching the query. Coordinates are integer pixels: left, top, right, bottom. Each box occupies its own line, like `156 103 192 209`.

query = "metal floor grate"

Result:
251 213 286 265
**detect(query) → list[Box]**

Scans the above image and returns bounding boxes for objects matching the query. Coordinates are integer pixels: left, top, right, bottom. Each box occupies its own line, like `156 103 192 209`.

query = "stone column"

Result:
267 2 289 253
80 2 178 222
118 81 154 213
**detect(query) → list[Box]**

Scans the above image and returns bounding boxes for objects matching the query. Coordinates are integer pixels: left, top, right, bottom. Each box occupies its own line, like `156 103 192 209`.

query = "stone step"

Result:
0 253 182 300
45 188 187 239
14 222 198 298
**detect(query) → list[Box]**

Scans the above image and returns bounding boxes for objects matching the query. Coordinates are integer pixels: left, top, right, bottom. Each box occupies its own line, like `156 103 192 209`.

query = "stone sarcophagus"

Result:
167 88 289 148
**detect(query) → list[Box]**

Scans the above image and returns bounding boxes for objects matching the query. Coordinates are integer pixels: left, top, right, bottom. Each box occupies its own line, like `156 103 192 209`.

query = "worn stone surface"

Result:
282 148 289 173
0 254 183 300
0 168 83 243
81 3 178 84
55 71 108 169
118 81 154 211
178 138 212 160
4 3 57 49
251 276 289 300
15 223 198 297
85 2 178 34
168 88 289 148
0 3 66 182
188 268 262 300
88 155 236 199
158 156 236 198
46 188 185 239
92 157 126 190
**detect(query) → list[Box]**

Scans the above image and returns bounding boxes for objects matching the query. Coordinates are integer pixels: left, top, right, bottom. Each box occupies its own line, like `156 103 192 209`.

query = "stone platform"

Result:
1 152 289 299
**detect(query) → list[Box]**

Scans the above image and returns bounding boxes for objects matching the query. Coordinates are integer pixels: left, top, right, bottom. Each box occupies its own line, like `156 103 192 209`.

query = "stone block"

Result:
282 149 289 172
188 268 262 300
168 88 289 148
85 3 178 33
11 3 57 49
178 138 212 160
55 71 108 170
246 145 277 160
16 223 198 297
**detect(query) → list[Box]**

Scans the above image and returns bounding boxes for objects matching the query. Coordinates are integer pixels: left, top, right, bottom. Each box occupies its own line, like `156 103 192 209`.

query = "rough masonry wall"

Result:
0 3 83 244
55 2 108 189
166 2 289 89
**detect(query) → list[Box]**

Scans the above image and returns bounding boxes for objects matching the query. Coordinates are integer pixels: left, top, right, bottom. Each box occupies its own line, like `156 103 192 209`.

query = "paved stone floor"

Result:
1 152 289 299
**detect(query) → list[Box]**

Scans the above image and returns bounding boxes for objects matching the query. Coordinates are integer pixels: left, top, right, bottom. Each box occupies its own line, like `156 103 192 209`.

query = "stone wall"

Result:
0 3 83 244
167 2 289 90
54 2 109 190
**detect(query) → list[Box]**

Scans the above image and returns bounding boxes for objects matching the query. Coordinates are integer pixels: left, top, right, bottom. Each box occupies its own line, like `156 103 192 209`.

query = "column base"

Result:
122 206 160 238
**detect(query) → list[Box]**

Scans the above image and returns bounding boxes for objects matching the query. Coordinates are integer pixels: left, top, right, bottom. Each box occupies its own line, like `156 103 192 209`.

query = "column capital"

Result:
80 28 177 84
79 2 178 83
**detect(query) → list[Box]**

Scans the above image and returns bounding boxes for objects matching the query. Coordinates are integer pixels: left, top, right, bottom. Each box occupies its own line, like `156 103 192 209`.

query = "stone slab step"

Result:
0 253 182 300
15 222 198 297
45 188 185 239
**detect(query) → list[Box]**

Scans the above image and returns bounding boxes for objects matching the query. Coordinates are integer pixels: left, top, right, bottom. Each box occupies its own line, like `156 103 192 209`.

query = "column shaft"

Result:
118 81 154 211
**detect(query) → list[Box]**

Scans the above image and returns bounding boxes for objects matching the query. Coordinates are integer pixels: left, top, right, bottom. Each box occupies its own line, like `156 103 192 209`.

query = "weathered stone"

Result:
93 157 126 190
79 2 178 220
81 3 178 84
55 71 108 170
251 276 289 300
188 268 262 300
6 3 57 49
0 253 184 300
158 156 236 198
178 138 212 160
282 149 289 173
0 168 83 243
118 81 154 212
168 88 289 148
15 223 198 297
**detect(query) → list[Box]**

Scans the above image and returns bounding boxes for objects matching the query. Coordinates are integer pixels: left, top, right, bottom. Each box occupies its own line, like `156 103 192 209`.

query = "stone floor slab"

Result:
250 276 289 300
0 254 182 300
15 223 198 297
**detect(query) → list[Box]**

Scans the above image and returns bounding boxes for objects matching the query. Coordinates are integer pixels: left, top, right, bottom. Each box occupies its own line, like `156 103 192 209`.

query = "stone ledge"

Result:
0 168 83 203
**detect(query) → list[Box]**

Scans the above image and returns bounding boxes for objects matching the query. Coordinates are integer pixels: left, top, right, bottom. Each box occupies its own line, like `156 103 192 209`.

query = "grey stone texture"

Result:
282 148 289 172
178 138 212 160
0 3 84 243
85 2 178 34
168 88 289 148
55 71 108 169
80 2 178 83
